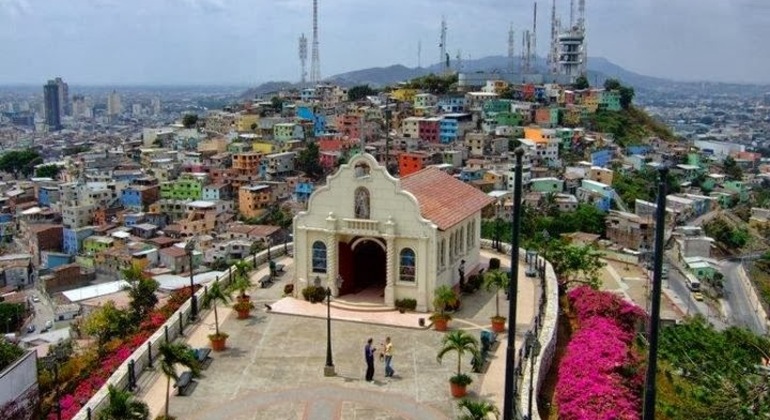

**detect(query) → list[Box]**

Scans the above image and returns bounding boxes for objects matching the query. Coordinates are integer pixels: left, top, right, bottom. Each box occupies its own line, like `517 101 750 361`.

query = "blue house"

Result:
460 168 486 183
440 118 459 143
294 182 314 203
626 145 651 156
124 213 146 228
38 185 59 207
121 188 143 210
45 252 73 269
437 96 467 113
63 227 94 255
591 149 614 167
297 105 327 137
146 213 168 229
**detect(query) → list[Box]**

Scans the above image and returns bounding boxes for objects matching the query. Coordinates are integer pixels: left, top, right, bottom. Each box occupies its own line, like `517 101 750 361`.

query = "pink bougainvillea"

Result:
556 286 645 420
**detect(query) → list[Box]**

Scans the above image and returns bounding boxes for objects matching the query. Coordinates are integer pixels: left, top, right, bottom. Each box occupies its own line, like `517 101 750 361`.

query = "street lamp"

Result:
524 331 542 420
324 286 335 376
185 239 198 321
5 317 10 334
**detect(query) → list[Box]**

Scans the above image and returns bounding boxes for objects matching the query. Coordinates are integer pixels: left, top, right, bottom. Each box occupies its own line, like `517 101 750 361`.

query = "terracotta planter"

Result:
450 382 468 398
210 335 227 351
491 317 507 333
236 308 251 319
433 318 449 331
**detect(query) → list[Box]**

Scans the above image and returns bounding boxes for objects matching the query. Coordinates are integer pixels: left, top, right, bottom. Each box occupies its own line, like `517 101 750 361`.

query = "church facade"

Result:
293 153 494 312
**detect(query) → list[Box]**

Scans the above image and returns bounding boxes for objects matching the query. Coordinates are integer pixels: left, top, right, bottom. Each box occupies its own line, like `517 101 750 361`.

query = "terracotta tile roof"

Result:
400 167 495 231
160 246 187 258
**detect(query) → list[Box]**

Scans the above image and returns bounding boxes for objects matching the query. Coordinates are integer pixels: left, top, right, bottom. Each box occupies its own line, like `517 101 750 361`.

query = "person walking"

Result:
364 338 376 382
383 336 395 378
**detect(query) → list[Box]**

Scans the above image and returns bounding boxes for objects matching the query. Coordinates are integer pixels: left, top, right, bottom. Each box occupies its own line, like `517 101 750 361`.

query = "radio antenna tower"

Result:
549 0 559 74
570 0 575 28
578 0 587 74
310 0 321 84
508 23 515 73
299 34 308 85
418 40 422 68
439 16 448 73
455 50 463 73
532 2 538 72
521 30 530 73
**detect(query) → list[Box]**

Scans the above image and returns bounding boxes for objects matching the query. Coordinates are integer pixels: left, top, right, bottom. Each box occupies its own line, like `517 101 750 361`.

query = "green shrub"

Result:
395 298 417 311
283 284 294 296
301 286 327 303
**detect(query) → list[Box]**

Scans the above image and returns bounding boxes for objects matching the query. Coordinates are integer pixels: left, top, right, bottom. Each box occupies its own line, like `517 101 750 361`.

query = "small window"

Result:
312 241 327 273
399 248 416 282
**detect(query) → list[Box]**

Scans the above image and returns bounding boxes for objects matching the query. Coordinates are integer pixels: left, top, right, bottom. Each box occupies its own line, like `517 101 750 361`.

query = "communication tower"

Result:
439 17 448 73
299 34 308 84
507 24 515 73
310 0 321 84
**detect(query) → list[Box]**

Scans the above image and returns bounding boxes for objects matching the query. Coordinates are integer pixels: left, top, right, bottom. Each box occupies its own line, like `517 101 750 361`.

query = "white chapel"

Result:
293 153 494 312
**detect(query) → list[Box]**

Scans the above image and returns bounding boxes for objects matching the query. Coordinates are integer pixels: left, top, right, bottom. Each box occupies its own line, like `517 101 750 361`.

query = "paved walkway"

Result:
136 251 537 419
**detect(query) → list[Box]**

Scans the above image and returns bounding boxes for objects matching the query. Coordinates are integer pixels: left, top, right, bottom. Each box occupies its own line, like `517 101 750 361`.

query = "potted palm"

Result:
233 300 255 319
457 399 500 420
201 281 230 350
231 261 253 303
483 269 509 333
158 342 200 420
437 330 480 398
430 285 458 331
98 384 150 420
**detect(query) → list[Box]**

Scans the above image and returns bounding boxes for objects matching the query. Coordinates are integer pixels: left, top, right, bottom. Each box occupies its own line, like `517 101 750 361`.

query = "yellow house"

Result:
252 141 275 154
236 114 260 132
390 88 418 103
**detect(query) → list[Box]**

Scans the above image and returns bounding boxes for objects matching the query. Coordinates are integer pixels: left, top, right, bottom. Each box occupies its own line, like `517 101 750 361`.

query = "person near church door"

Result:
383 336 395 377
364 338 376 381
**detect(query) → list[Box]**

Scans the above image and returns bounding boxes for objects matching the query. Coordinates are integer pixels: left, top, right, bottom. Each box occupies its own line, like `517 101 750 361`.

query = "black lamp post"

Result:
524 331 542 420
5 317 10 334
643 168 669 420
324 286 336 376
185 239 198 321
504 147 524 420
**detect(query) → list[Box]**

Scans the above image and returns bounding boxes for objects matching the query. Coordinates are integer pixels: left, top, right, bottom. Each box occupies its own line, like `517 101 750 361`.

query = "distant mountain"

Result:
240 55 758 99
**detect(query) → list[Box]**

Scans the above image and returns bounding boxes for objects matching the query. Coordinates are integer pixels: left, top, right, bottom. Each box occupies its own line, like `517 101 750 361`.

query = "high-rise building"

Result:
54 77 70 116
107 90 122 117
43 80 62 131
151 97 161 116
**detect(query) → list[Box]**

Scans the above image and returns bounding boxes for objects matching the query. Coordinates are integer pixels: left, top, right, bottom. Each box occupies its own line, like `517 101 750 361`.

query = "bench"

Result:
195 347 211 363
269 261 286 277
258 274 273 288
174 371 194 396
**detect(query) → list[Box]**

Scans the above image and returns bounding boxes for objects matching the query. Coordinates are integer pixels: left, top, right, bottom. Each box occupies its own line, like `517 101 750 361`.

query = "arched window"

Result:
399 248 416 282
311 241 327 273
354 187 370 219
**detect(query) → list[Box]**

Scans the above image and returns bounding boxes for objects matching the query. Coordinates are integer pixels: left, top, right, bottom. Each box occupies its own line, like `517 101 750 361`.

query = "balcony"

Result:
342 218 380 234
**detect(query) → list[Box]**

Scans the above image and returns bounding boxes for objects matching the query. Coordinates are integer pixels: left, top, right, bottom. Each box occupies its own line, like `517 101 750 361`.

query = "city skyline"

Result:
0 0 769 85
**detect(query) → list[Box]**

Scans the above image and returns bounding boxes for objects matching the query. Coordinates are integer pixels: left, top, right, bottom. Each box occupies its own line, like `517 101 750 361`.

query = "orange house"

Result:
398 152 434 177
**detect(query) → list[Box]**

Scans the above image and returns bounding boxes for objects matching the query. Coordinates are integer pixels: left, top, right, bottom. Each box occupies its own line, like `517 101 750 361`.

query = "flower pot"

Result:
450 382 468 398
398 308 406 314
210 335 227 351
491 317 507 333
433 318 449 331
236 308 251 319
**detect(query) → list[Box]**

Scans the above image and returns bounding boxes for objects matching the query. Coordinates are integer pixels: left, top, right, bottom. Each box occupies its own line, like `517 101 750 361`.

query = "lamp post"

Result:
5 317 10 334
643 167 668 420
185 239 198 321
524 331 542 420
324 286 336 376
504 147 524 420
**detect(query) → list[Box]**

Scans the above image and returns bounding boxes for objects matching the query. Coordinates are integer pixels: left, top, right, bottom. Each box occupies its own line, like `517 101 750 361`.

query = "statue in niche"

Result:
354 162 371 178
354 187 370 219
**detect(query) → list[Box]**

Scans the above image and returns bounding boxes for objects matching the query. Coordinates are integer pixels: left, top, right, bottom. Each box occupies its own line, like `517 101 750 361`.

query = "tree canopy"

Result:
573 75 590 90
0 340 24 372
722 156 744 181
181 114 198 128
405 73 458 94
0 149 42 178
296 142 323 179
603 78 635 110
347 85 377 102
536 239 604 292
34 164 61 179
657 316 770 419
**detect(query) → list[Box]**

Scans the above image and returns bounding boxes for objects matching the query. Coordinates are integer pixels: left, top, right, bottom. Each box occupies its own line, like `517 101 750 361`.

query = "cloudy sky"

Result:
1 0 768 85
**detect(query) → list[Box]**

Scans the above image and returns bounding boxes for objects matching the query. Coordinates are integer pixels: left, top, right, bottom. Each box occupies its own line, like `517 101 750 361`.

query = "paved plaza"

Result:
136 251 537 420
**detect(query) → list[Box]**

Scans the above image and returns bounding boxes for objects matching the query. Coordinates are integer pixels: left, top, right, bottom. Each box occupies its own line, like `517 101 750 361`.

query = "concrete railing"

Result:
73 243 294 420
479 239 559 420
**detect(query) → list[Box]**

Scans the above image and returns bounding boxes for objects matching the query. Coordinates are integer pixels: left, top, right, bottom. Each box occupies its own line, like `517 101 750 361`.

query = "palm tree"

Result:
483 269 509 320
97 384 150 420
457 399 500 420
432 285 458 320
200 281 231 337
436 330 480 382
158 342 200 420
